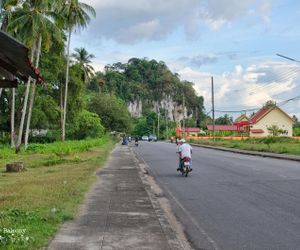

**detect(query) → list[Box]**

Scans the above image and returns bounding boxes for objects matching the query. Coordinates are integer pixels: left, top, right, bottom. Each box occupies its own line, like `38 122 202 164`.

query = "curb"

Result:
189 143 300 162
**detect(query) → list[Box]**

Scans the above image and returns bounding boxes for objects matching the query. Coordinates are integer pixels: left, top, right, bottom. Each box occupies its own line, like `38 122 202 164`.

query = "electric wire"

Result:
225 67 300 97
214 94 300 114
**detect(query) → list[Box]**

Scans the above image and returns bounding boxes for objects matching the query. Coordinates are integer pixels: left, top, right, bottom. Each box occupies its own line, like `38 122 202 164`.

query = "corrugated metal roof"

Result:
249 108 271 123
0 31 43 86
176 127 200 132
250 106 293 124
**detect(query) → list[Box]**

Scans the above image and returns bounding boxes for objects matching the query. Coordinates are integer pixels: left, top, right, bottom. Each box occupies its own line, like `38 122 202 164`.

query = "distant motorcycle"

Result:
135 140 139 146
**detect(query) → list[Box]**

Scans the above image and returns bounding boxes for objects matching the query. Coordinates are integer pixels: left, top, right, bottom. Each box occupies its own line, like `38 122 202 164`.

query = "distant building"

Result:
206 125 238 132
207 104 294 137
247 105 293 137
176 127 200 137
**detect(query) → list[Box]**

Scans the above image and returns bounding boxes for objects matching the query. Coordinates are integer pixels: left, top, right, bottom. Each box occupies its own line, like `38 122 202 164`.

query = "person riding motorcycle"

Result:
177 139 192 171
135 137 139 146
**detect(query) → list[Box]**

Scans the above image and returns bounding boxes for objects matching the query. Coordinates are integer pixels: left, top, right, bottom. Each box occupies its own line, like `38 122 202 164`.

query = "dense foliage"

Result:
0 2 205 146
91 58 206 127
89 93 133 133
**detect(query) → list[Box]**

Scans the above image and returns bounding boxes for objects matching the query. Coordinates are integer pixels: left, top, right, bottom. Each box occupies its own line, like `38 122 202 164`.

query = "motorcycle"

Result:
135 140 139 146
180 157 191 177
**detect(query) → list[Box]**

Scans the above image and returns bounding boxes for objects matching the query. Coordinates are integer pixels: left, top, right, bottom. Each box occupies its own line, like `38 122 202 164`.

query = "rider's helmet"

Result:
179 138 185 144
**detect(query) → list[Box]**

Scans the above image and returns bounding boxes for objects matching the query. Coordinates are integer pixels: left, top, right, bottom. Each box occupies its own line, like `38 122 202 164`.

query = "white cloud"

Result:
175 60 300 117
81 0 274 44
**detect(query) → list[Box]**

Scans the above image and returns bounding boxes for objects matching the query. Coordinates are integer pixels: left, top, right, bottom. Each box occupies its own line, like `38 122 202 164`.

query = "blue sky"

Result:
72 0 300 119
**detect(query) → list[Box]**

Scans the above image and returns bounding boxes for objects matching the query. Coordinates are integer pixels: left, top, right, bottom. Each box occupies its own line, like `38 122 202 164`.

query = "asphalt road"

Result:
133 141 300 250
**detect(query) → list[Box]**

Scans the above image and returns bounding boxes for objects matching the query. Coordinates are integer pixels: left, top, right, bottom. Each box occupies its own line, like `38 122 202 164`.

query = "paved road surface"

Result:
133 141 300 250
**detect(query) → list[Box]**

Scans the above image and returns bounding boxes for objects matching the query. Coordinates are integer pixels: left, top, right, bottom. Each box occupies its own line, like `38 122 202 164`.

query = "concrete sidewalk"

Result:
47 145 185 250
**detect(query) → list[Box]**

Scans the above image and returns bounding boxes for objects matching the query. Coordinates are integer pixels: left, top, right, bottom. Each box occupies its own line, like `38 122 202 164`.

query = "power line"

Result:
214 94 300 114
277 53 300 63
215 108 259 113
273 85 300 99
224 67 300 100
247 69 300 94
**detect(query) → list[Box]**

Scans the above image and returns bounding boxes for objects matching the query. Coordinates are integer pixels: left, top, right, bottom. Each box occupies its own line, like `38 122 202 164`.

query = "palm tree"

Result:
72 47 95 83
8 0 62 150
60 0 95 141
1 0 21 148
0 0 19 31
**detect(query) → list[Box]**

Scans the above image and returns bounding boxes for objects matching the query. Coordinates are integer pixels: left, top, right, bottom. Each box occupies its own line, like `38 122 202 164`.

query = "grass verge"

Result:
0 136 117 250
189 137 300 156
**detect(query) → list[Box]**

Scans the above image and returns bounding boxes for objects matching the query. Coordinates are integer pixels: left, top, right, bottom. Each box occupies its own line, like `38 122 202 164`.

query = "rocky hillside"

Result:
92 58 205 123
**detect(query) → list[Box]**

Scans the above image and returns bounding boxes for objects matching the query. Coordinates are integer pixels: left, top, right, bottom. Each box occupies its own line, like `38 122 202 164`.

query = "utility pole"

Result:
166 110 168 139
157 110 160 139
211 76 215 142
153 120 155 135
183 94 185 138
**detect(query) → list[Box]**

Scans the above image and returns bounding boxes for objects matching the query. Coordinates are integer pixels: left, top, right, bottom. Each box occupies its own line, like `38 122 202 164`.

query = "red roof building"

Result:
176 127 200 137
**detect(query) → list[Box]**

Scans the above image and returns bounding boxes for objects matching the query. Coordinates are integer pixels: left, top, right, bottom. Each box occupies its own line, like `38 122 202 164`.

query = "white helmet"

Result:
180 139 186 143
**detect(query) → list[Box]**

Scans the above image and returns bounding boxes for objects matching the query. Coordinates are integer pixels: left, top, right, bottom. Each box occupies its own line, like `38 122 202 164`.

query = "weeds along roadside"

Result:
0 135 118 250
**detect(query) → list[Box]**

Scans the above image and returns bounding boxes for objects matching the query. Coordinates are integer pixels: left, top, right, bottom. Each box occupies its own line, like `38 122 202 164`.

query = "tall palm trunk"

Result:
0 88 3 99
62 27 72 141
60 81 63 138
24 35 42 149
11 88 15 147
16 45 35 152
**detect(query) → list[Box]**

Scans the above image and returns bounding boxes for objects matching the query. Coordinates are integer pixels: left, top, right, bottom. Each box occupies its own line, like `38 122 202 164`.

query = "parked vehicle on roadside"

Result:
141 135 149 141
148 134 157 142
122 137 128 145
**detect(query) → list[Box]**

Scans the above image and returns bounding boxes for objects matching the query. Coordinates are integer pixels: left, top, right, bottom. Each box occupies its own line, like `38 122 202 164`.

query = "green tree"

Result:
267 125 287 137
1 0 21 147
8 0 63 150
90 93 132 133
72 110 104 139
215 114 233 125
133 117 150 136
292 115 300 128
60 0 96 141
72 47 95 83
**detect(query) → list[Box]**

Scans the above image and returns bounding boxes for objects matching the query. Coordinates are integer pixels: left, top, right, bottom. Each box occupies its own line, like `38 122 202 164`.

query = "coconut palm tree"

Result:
1 0 21 147
0 0 19 31
8 0 63 150
60 0 95 141
72 47 95 83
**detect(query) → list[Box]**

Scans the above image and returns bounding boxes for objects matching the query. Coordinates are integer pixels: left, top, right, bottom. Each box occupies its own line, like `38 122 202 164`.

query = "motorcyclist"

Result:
177 139 192 171
135 137 139 146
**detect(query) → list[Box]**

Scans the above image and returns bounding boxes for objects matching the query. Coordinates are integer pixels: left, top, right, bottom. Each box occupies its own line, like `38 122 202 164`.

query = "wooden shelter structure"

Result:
0 30 43 88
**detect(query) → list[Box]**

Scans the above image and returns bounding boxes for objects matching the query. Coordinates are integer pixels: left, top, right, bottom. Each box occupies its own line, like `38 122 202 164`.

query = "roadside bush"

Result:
29 130 60 144
294 128 300 136
245 137 297 144
71 110 105 140
0 132 10 144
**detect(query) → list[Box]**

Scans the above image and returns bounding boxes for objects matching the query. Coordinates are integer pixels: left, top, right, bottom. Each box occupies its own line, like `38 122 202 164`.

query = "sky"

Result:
72 0 300 119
